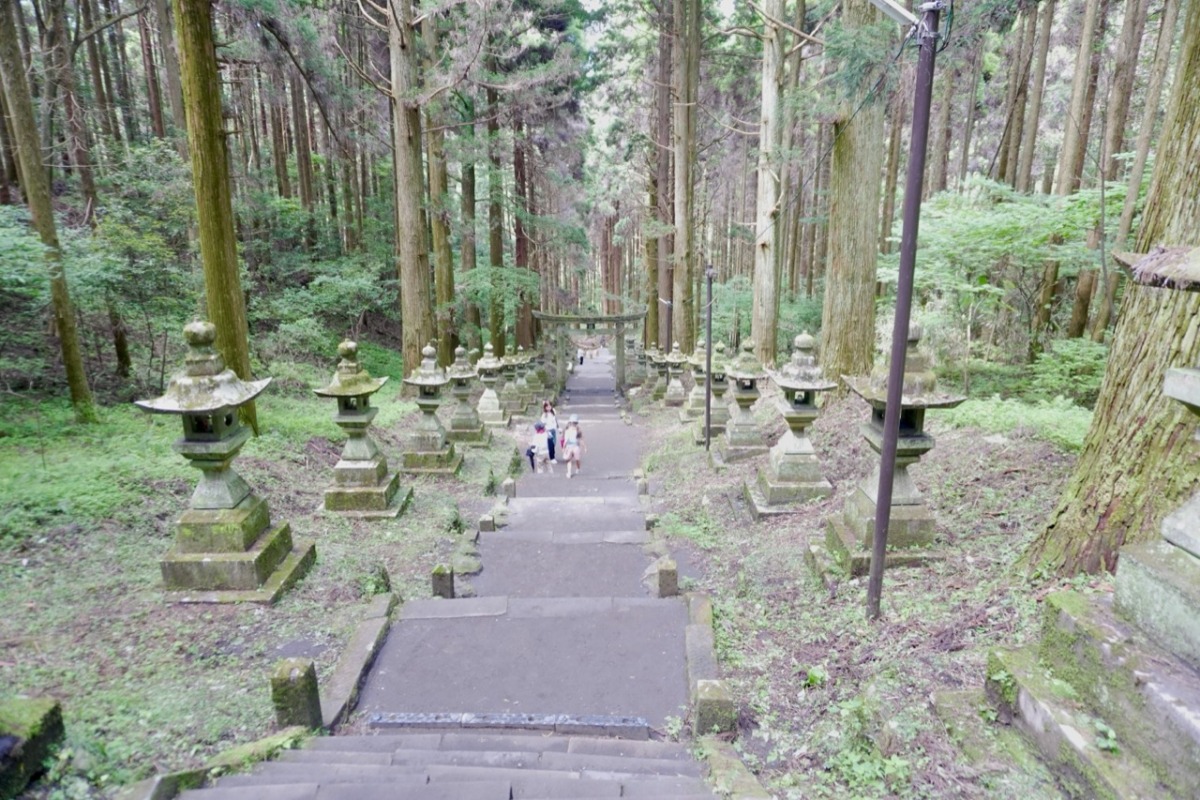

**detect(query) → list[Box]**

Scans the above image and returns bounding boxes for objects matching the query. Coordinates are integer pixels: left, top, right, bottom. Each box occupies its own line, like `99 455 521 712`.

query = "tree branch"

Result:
748 0 825 47
258 17 346 150
72 2 147 56
335 38 391 96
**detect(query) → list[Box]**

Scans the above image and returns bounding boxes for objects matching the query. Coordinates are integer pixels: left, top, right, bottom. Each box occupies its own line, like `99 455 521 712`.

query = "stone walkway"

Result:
179 350 718 800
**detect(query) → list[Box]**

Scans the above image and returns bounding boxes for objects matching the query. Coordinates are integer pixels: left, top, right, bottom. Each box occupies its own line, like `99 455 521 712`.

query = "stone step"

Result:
423 765 711 797
356 597 689 729
503 500 644 532
302 732 692 761
179 781 511 800
472 540 653 598
214 763 426 787
1114 540 1200 669
985 646 1168 799
277 746 701 777
489 529 648 545
1037 590 1200 797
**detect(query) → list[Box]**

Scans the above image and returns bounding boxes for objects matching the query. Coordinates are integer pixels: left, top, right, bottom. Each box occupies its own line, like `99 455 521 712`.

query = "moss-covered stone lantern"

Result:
135 321 314 602
664 342 688 407
640 345 660 398
746 332 838 519
401 343 463 475
717 340 769 463
681 338 707 422
446 345 492 447
647 346 668 402
524 346 547 406
314 340 411 518
626 334 646 387
693 342 730 446
475 343 509 429
499 352 524 416
1115 365 1200 665
828 325 964 576
514 346 537 414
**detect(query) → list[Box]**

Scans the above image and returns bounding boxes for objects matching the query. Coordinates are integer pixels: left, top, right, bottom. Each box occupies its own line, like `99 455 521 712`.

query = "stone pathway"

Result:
180 350 718 800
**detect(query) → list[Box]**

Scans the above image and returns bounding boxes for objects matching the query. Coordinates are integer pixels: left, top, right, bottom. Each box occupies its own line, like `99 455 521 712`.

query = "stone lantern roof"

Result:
314 340 388 398
404 343 449 390
135 321 270 414
1117 246 1200 292
771 332 837 393
726 340 767 382
843 324 964 410
475 343 504 375
447 346 476 381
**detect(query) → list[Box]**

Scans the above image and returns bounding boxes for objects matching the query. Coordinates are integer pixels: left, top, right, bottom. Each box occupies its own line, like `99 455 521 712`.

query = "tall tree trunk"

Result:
881 90 904 247
151 0 184 142
291 70 314 210
139 10 166 138
750 0 783 365
459 111 482 351
0 0 96 422
45 0 97 224
1002 8 1038 186
269 95 290 198
513 115 534 348
1055 0 1105 195
820 0 883 389
924 65 952 198
994 11 1029 183
389 0 433 374
104 0 138 142
0 89 17 204
486 85 505 356
671 0 698 352
423 18 454 364
1027 0 1200 575
173 0 256 429
80 0 114 141
957 44 983 190
655 0 673 349
1016 0 1056 193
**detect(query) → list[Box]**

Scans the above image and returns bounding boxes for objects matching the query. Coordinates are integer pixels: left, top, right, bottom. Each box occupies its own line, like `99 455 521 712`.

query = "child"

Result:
531 421 553 473
560 414 585 478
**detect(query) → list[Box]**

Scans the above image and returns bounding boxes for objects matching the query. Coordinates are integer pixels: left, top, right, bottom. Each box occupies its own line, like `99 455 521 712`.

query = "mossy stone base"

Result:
743 477 831 521
165 539 315 604
270 659 323 729
664 380 686 406
1039 590 1200 797
1114 539 1200 670
446 425 493 447
0 696 63 800
176 494 269 554
401 447 463 476
693 679 736 735
825 516 943 577
163 522 294 591
324 471 409 517
841 483 936 549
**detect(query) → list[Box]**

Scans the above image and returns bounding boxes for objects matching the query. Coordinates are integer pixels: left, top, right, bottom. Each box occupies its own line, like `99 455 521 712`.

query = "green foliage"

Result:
822 696 911 795
1028 338 1108 409
1094 719 1119 754
939 396 1093 452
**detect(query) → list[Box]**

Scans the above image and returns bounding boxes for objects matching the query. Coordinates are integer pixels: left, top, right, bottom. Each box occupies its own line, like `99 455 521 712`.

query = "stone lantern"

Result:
625 335 646 387
828 325 964 576
1115 365 1200 664
135 321 314 602
401 343 463 475
314 340 410 518
664 342 688 407
693 342 731 446
648 347 669 402
746 332 838 519
524 346 547 406
475 343 509 429
514 346 537 414
718 340 769 463
499 352 524 416
680 338 707 422
445 345 492 447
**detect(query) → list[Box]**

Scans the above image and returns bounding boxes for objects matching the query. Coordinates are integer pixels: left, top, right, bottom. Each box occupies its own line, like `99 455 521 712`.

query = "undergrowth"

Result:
938 396 1092 452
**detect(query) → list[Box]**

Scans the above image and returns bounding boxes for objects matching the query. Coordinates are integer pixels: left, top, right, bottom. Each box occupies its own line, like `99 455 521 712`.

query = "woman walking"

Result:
540 401 559 463
561 414 585 478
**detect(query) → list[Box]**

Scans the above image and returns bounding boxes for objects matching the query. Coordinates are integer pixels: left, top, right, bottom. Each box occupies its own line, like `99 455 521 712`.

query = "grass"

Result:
938 396 1093 452
0 374 520 797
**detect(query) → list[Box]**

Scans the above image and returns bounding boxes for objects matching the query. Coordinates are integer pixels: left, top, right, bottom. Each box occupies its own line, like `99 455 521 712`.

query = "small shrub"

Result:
1029 338 1108 408
939 396 1093 452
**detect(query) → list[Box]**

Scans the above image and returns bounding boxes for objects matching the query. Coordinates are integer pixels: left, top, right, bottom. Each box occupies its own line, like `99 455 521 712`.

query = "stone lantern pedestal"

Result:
135 322 314 603
664 342 688 407
402 344 463 475
1115 367 1200 666
314 341 410 518
625 336 646 387
693 342 731 446
475 343 509 429
716 341 769 463
746 333 837 519
826 327 963 576
515 348 537 415
446 346 492 447
524 348 547 407
648 349 668 402
680 339 707 423
499 355 524 417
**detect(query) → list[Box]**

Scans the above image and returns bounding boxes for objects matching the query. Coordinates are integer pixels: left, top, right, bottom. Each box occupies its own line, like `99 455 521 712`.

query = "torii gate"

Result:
533 307 647 395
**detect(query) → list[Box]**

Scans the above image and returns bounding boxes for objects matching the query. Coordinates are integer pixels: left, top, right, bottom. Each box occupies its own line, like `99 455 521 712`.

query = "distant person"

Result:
541 401 559 463
530 421 553 474
578 347 584 365
561 414 585 478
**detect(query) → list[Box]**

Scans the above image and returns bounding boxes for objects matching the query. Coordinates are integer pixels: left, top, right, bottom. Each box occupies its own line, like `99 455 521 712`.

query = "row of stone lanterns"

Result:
138 324 525 603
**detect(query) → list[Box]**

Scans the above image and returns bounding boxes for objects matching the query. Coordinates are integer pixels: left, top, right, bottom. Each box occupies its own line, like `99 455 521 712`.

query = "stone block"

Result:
693 680 736 735
331 456 388 486
324 472 404 513
270 659 323 729
687 593 713 626
175 494 269 553
644 513 659 531
478 514 496 533
657 558 678 597
501 478 517 499
0 696 64 800
1115 540 1200 670
432 564 455 599
825 517 941 577
161 522 294 591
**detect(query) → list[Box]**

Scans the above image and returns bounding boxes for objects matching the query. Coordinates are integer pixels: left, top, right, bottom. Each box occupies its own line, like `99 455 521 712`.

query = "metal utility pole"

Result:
867 2 943 620
704 265 715 450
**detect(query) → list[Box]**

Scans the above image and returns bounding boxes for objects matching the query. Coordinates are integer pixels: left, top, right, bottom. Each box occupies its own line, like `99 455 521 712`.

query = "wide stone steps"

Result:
179 732 715 799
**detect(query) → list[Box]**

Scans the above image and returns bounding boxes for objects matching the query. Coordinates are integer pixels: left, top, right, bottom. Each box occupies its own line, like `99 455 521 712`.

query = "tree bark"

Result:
1002 8 1038 187
957 44 983 189
173 0 256 429
925 65 952 198
151 0 184 143
513 115 534 348
486 85 505 356
45 0 97 224
0 0 96 421
459 109 482 351
655 0 672 349
671 0 698 353
139 10 166 138
820 0 883 389
423 17 454 364
80 0 115 141
1016 0 1056 193
1028 0 1200 575
750 0 783 365
104 0 138 142
1055 0 1105 195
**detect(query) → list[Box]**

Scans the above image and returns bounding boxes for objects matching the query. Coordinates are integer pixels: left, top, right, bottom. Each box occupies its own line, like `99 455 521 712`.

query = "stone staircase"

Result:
177 350 722 800
177 730 715 799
